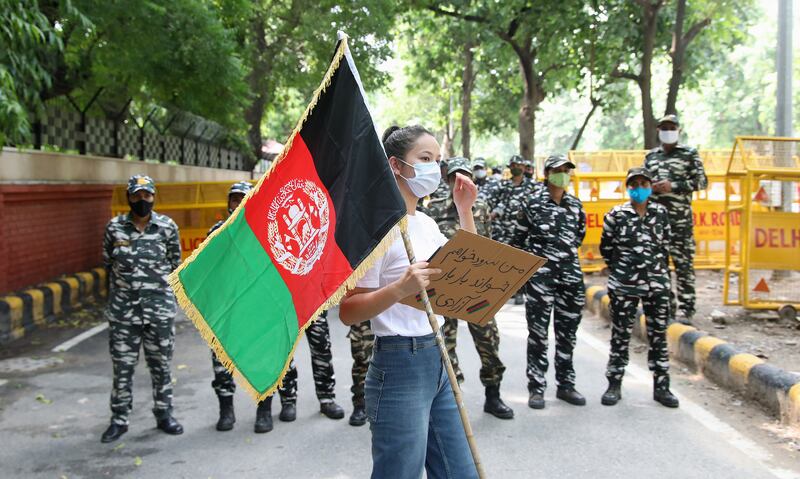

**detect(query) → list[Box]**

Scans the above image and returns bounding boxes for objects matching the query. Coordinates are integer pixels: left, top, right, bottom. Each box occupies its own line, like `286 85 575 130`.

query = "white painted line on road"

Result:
577 329 800 479
0 379 7 387
51 323 108 353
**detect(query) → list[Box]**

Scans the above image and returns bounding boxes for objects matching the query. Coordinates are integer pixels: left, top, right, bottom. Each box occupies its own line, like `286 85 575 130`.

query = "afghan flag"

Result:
169 36 407 401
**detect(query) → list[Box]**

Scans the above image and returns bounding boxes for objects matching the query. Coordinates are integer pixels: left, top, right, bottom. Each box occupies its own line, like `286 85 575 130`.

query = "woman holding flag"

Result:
340 125 479 479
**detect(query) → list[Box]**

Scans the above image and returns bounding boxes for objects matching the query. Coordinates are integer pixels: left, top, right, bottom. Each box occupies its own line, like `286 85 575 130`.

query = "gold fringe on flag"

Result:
167 35 409 403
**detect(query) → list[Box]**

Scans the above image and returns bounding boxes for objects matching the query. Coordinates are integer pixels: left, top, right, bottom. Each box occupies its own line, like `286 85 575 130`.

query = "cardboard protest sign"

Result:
401 229 546 326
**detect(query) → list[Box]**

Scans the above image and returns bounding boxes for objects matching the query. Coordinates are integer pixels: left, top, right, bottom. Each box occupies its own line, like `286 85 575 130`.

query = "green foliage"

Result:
217 0 398 152
0 0 62 145
62 0 249 127
1 0 249 148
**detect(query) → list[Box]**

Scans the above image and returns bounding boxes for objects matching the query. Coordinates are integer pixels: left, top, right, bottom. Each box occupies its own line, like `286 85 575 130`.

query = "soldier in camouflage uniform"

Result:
523 158 536 180
346 320 374 426
423 157 514 419
490 155 536 244
599 167 679 408
208 182 346 434
644 114 708 325
493 155 537 305
473 157 501 204
512 155 586 409
100 175 183 443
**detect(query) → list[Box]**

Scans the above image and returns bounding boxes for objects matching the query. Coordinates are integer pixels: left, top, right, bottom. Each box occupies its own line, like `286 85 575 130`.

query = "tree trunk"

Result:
517 50 537 160
666 0 710 116
243 14 269 167
639 3 661 149
460 42 475 158
571 100 600 150
665 0 687 115
244 92 266 164
441 93 456 158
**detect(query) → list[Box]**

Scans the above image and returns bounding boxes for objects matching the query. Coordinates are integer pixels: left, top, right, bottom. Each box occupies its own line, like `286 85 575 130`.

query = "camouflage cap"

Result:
626 166 653 185
657 114 680 127
228 181 253 196
446 157 472 177
473 157 486 168
509 154 525 166
544 154 575 171
440 158 449 167
127 175 156 194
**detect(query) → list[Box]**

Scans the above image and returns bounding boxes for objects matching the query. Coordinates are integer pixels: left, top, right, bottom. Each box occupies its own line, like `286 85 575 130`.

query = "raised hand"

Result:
452 173 478 214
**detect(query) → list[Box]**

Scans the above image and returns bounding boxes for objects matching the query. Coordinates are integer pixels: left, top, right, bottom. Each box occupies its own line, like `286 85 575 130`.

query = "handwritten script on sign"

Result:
400 230 546 326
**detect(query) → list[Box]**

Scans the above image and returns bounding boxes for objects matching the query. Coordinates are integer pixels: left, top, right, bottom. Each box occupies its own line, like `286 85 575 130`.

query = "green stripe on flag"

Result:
178 211 298 393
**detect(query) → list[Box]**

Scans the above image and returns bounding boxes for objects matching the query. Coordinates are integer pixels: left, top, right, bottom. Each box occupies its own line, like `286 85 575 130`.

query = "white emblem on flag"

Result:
266 179 330 275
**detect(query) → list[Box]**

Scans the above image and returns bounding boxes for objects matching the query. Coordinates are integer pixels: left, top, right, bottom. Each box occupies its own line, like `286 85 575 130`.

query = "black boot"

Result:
556 386 586 406
601 379 622 406
101 423 128 443
349 405 368 426
653 377 680 408
254 397 273 433
528 392 545 409
484 385 514 419
156 416 184 435
320 401 345 419
279 402 297 422
216 395 235 431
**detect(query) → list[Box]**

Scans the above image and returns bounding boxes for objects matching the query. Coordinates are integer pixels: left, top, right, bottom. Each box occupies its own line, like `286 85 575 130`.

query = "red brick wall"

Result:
0 184 114 293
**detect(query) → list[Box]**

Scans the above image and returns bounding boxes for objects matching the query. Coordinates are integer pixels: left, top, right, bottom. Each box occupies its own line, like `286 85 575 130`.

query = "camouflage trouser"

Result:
606 289 670 387
106 293 177 426
442 317 505 387
212 311 336 405
524 280 584 394
346 321 374 408
211 351 291 402
668 230 696 320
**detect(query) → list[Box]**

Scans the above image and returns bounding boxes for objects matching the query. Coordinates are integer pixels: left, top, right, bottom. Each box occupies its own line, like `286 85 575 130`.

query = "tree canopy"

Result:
0 0 783 163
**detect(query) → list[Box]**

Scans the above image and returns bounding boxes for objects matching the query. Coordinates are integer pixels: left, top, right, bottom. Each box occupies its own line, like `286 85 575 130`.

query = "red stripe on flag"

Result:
244 136 353 328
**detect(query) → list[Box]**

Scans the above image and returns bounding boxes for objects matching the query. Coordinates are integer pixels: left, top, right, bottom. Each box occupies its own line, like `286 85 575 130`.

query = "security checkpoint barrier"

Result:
723 137 800 319
111 181 232 260
567 150 733 272
110 147 742 273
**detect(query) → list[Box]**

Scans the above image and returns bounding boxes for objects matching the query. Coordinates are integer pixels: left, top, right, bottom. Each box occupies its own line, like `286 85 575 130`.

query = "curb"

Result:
585 286 800 425
0 267 107 345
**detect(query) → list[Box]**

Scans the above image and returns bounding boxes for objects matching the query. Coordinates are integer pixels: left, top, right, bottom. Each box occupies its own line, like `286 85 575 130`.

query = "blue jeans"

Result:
366 333 478 479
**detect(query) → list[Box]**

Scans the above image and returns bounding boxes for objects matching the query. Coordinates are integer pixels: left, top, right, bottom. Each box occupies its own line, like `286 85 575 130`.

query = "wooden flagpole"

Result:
399 229 486 479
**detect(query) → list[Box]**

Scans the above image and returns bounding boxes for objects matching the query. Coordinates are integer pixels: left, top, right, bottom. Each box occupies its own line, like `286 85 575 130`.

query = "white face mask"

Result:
398 159 441 198
474 169 487 179
658 129 679 145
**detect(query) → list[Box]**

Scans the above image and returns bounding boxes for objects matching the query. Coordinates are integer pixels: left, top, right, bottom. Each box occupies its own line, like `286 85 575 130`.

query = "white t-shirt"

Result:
356 212 448 337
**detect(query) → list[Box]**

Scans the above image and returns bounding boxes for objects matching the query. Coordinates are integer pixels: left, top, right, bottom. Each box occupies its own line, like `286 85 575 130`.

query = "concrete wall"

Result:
0 184 112 292
0 148 250 184
0 148 251 294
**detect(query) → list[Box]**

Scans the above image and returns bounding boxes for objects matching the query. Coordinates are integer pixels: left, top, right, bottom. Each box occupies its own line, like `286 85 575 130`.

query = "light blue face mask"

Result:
399 160 441 198
628 186 652 204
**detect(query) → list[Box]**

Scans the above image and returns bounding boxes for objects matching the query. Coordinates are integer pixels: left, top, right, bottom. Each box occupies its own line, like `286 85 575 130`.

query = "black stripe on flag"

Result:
299 51 406 269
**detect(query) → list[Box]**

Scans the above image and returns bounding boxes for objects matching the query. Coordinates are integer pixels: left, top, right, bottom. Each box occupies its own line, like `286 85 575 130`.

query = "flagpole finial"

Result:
337 30 349 41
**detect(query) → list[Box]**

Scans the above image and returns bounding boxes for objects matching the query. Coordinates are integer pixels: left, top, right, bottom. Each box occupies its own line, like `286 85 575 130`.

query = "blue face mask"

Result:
628 186 652 204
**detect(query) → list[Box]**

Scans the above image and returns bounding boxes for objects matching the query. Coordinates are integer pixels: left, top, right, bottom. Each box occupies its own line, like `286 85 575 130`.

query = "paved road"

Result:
0 304 798 478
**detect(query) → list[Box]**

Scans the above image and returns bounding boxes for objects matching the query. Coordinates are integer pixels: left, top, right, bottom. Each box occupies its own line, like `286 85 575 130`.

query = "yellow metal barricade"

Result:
723 137 800 318
111 182 231 260
568 150 733 272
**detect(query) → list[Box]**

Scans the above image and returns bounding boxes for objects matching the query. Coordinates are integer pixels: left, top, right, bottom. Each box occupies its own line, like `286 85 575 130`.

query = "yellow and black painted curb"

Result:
0 267 107 344
585 285 800 425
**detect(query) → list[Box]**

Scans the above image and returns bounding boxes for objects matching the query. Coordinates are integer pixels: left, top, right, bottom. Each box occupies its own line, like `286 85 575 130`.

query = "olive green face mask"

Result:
548 172 571 188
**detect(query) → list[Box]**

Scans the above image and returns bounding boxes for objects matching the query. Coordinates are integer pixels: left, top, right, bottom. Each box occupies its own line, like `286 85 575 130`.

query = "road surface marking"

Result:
577 329 799 479
52 323 108 353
